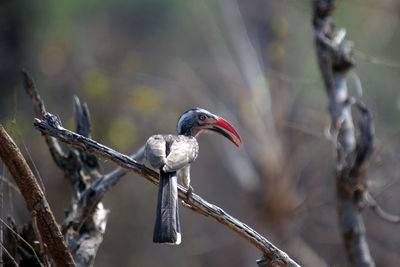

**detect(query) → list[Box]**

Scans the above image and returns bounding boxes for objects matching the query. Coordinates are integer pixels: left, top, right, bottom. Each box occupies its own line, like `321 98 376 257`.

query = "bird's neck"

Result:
179 130 200 138
177 126 196 137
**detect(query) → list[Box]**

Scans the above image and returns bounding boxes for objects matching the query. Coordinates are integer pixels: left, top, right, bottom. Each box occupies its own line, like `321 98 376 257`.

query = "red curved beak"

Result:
213 116 242 148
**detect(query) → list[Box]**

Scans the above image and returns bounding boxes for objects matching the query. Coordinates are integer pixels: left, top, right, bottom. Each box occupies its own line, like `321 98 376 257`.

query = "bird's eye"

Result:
199 115 206 121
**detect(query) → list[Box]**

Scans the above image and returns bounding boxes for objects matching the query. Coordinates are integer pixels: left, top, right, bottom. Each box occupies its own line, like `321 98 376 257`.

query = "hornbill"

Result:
145 108 242 244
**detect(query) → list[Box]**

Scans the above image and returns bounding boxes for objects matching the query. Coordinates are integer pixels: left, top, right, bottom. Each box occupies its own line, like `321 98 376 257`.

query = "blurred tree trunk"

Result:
0 0 25 118
222 0 297 230
0 0 25 264
312 1 375 266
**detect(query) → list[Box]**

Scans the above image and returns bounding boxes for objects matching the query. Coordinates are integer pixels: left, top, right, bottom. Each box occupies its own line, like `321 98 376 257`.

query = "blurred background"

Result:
1 0 400 266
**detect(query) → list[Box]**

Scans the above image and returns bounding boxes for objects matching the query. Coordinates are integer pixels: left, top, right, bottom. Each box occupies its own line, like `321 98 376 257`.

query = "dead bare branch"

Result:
312 0 375 266
0 125 76 267
22 70 69 169
23 71 148 267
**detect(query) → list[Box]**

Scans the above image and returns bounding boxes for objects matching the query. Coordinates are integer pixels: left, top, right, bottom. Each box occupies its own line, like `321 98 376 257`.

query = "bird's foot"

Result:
186 186 194 202
181 201 192 208
181 186 194 207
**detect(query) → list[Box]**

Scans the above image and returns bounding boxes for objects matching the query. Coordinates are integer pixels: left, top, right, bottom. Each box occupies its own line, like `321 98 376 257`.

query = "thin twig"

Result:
0 241 18 267
32 212 50 267
0 217 43 267
21 140 46 193
354 49 400 69
365 192 400 224
6 114 47 194
368 130 400 169
33 114 301 267
0 165 3 266
0 176 21 196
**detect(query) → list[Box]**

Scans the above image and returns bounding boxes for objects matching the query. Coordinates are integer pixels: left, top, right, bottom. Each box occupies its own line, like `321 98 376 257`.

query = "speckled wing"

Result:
163 136 199 172
145 135 167 170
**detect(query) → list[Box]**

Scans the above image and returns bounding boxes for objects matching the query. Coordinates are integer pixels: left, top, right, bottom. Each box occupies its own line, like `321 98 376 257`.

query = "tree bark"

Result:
0 125 76 267
312 1 375 266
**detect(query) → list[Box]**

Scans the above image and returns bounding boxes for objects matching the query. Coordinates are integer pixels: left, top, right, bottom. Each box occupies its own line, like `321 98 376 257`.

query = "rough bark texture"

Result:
312 1 375 266
33 113 301 267
0 125 76 267
23 72 145 267
23 71 69 170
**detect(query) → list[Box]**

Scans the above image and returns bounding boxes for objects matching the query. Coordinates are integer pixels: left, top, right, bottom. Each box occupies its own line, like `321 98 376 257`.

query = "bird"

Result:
144 107 242 245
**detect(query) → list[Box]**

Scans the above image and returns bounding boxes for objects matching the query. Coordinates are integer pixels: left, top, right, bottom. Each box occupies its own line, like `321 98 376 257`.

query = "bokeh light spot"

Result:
107 116 137 149
82 69 110 99
127 85 162 113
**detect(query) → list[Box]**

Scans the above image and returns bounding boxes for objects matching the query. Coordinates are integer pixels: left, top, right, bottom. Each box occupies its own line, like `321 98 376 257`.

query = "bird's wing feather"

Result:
145 135 166 169
163 136 199 172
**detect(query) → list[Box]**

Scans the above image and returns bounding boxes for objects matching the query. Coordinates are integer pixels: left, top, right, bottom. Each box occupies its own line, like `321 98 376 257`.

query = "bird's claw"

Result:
182 186 194 208
186 186 194 202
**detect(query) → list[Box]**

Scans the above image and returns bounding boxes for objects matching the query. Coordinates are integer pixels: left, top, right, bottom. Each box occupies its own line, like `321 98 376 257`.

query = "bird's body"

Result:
145 135 198 244
145 108 241 245
146 135 198 174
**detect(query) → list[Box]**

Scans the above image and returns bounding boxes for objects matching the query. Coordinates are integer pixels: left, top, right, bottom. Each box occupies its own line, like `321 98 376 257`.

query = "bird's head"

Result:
177 108 242 147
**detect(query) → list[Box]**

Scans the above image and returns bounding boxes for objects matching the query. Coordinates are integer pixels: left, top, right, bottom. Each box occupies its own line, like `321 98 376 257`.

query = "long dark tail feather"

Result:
153 171 181 244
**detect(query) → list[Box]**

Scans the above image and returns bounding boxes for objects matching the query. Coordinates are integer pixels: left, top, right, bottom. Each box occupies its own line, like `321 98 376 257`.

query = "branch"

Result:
33 113 301 267
0 242 18 267
22 70 69 169
23 71 142 267
0 216 43 266
0 125 76 267
312 1 375 266
365 192 400 224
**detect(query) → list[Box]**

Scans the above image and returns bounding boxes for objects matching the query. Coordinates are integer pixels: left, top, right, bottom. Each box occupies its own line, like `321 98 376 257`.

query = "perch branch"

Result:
0 125 76 267
33 113 300 267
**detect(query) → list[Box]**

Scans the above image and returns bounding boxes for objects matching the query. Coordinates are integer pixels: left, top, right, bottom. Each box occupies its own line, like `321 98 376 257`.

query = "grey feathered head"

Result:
176 108 242 147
